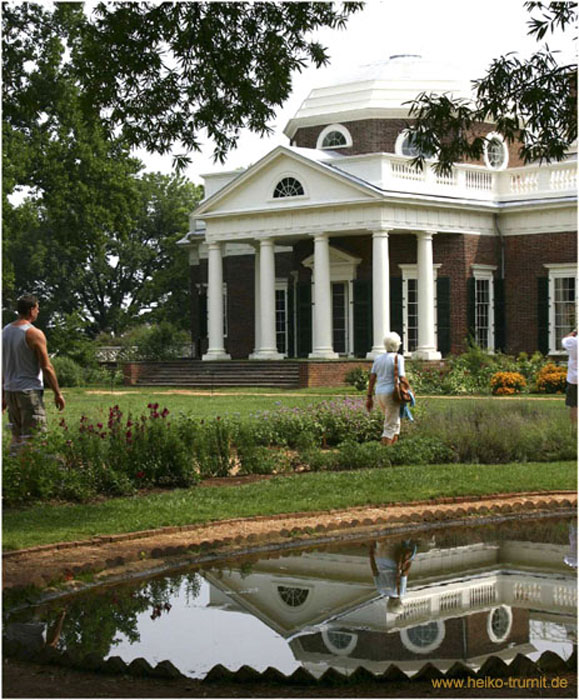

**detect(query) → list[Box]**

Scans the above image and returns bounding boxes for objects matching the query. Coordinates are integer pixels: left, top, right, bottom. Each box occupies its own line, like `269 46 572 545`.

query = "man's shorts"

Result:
5 390 46 439
565 382 577 408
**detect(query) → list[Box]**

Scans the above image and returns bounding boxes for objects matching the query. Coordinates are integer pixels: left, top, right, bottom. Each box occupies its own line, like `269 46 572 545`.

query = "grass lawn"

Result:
5 386 565 432
3 460 575 550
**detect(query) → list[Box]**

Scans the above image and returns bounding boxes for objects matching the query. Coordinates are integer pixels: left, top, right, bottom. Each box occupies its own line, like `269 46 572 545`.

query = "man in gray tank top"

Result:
2 294 65 453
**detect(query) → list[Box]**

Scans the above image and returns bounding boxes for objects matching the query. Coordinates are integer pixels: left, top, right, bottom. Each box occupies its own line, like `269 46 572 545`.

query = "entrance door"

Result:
332 282 348 354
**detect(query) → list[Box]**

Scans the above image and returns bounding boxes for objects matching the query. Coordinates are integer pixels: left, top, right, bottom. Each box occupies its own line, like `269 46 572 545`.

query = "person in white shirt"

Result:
366 331 405 446
561 329 577 426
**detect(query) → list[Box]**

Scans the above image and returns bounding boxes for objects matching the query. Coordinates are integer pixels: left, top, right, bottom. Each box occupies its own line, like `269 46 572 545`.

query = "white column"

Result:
309 233 338 359
202 242 231 360
413 230 441 361
248 244 262 358
367 229 391 359
252 238 283 359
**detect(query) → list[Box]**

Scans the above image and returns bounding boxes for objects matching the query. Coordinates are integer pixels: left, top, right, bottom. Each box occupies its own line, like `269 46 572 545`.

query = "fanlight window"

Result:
485 137 508 169
400 132 434 158
322 130 348 148
406 622 440 647
273 177 304 198
277 585 309 607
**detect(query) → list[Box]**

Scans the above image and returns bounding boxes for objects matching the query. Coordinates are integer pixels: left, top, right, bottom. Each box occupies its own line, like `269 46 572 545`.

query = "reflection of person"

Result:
562 329 577 426
2 294 65 453
369 540 417 612
564 522 577 569
366 332 405 446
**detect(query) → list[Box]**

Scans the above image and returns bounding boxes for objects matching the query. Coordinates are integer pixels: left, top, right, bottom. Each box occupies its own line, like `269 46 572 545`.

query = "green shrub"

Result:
51 356 84 387
333 440 392 470
116 322 190 361
345 366 369 392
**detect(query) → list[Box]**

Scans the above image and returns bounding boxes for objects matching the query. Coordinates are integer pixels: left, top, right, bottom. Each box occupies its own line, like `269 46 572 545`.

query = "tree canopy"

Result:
3 1 363 177
406 1 577 173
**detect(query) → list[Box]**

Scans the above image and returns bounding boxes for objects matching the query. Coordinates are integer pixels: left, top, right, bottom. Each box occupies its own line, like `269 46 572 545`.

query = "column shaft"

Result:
309 234 338 359
249 245 261 357
252 238 283 359
202 242 231 360
367 230 391 358
413 230 441 361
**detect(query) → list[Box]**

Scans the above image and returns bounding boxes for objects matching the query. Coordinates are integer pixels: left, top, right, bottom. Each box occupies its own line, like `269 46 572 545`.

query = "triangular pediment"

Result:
194 146 382 217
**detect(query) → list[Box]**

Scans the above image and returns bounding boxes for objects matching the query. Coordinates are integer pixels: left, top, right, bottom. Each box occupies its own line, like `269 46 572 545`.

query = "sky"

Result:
137 0 575 185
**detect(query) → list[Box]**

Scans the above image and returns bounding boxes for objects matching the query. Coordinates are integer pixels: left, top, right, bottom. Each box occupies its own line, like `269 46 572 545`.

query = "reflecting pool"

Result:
4 515 577 679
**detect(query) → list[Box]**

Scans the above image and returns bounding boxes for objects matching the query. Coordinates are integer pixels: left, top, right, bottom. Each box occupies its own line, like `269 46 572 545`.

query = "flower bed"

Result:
3 397 576 506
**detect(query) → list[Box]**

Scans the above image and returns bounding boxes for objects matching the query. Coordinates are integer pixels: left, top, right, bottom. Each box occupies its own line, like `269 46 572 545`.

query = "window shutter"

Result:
537 277 549 354
390 276 403 351
198 290 208 338
466 277 476 343
353 279 372 357
296 281 312 358
287 282 295 358
436 277 451 356
494 278 506 352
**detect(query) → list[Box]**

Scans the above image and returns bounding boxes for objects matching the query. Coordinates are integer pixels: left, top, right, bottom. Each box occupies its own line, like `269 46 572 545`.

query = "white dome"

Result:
284 55 473 139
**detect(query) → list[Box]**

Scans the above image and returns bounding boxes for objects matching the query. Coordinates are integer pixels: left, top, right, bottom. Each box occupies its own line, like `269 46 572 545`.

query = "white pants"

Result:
376 392 401 439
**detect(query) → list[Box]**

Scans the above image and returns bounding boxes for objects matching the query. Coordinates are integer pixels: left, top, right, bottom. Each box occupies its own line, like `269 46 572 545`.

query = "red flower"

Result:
126 430 133 440
161 408 169 418
136 471 145 479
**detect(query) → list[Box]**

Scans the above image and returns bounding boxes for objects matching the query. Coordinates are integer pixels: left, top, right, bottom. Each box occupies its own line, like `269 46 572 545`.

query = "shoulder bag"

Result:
392 353 412 404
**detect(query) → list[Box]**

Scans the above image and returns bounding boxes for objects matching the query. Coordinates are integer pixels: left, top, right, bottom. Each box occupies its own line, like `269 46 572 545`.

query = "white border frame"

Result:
544 263 578 355
486 605 513 644
321 628 359 656
483 132 509 171
316 123 353 150
269 171 308 202
400 621 446 655
472 264 497 351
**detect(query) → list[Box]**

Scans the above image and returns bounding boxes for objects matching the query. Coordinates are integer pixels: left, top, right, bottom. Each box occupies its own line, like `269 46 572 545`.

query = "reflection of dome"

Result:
284 55 472 137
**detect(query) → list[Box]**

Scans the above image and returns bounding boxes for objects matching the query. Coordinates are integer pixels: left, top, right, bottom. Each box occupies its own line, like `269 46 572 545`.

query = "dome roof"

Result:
284 54 473 139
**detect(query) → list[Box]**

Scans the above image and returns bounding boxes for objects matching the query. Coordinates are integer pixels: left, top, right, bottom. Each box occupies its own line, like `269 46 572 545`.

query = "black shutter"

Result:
494 278 506 352
390 276 403 351
296 281 312 358
198 290 208 338
537 277 549 355
353 279 372 357
436 277 451 356
287 281 295 358
466 277 476 344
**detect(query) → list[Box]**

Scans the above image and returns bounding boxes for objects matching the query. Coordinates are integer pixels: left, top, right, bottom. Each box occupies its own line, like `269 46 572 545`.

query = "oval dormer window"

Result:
484 134 508 170
322 131 347 148
273 177 305 198
397 131 435 158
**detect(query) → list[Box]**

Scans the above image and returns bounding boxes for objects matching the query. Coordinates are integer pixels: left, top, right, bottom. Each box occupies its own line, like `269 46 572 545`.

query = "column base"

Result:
412 347 442 361
366 347 386 359
249 350 284 360
202 350 232 361
308 350 340 360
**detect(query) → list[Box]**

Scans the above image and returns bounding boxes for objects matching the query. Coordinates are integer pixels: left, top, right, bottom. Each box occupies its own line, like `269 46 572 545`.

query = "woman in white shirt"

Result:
366 331 405 446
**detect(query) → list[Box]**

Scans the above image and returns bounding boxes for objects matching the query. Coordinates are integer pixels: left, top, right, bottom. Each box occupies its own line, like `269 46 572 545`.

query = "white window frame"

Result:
316 123 353 150
483 132 509 171
400 621 446 655
395 129 436 159
275 279 289 357
486 606 513 644
269 172 308 201
544 263 578 355
472 264 496 351
399 264 441 356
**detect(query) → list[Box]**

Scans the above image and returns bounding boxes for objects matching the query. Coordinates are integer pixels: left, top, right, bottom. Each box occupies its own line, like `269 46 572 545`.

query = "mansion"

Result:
179 55 577 362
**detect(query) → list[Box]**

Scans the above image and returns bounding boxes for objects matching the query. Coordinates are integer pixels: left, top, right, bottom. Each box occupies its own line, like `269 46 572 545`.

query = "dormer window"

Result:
273 177 304 198
396 130 434 158
484 134 508 170
317 124 352 150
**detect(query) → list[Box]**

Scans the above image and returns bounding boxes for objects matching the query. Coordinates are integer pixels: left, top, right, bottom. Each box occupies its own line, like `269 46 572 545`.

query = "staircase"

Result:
133 360 302 388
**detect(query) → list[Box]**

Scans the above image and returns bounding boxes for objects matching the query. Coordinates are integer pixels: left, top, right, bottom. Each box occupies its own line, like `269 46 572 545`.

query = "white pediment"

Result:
194 146 382 218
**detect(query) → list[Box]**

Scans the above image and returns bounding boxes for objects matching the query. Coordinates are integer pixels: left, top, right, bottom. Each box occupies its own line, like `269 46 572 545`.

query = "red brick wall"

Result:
299 361 373 387
292 119 525 166
503 231 577 354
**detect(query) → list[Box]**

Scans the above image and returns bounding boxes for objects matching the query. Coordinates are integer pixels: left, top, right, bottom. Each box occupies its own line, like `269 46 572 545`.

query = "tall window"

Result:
472 266 496 350
275 281 288 355
400 265 440 354
546 264 577 352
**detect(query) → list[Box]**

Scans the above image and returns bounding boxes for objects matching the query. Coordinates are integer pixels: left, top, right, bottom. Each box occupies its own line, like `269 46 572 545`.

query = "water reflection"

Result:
4 516 577 679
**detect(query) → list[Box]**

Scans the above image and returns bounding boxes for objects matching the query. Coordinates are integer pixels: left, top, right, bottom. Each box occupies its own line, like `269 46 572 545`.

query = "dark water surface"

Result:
4 515 577 679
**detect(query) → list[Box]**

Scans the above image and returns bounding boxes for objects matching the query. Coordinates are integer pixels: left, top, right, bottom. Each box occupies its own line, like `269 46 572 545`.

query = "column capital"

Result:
416 229 437 240
310 231 330 241
372 228 391 239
